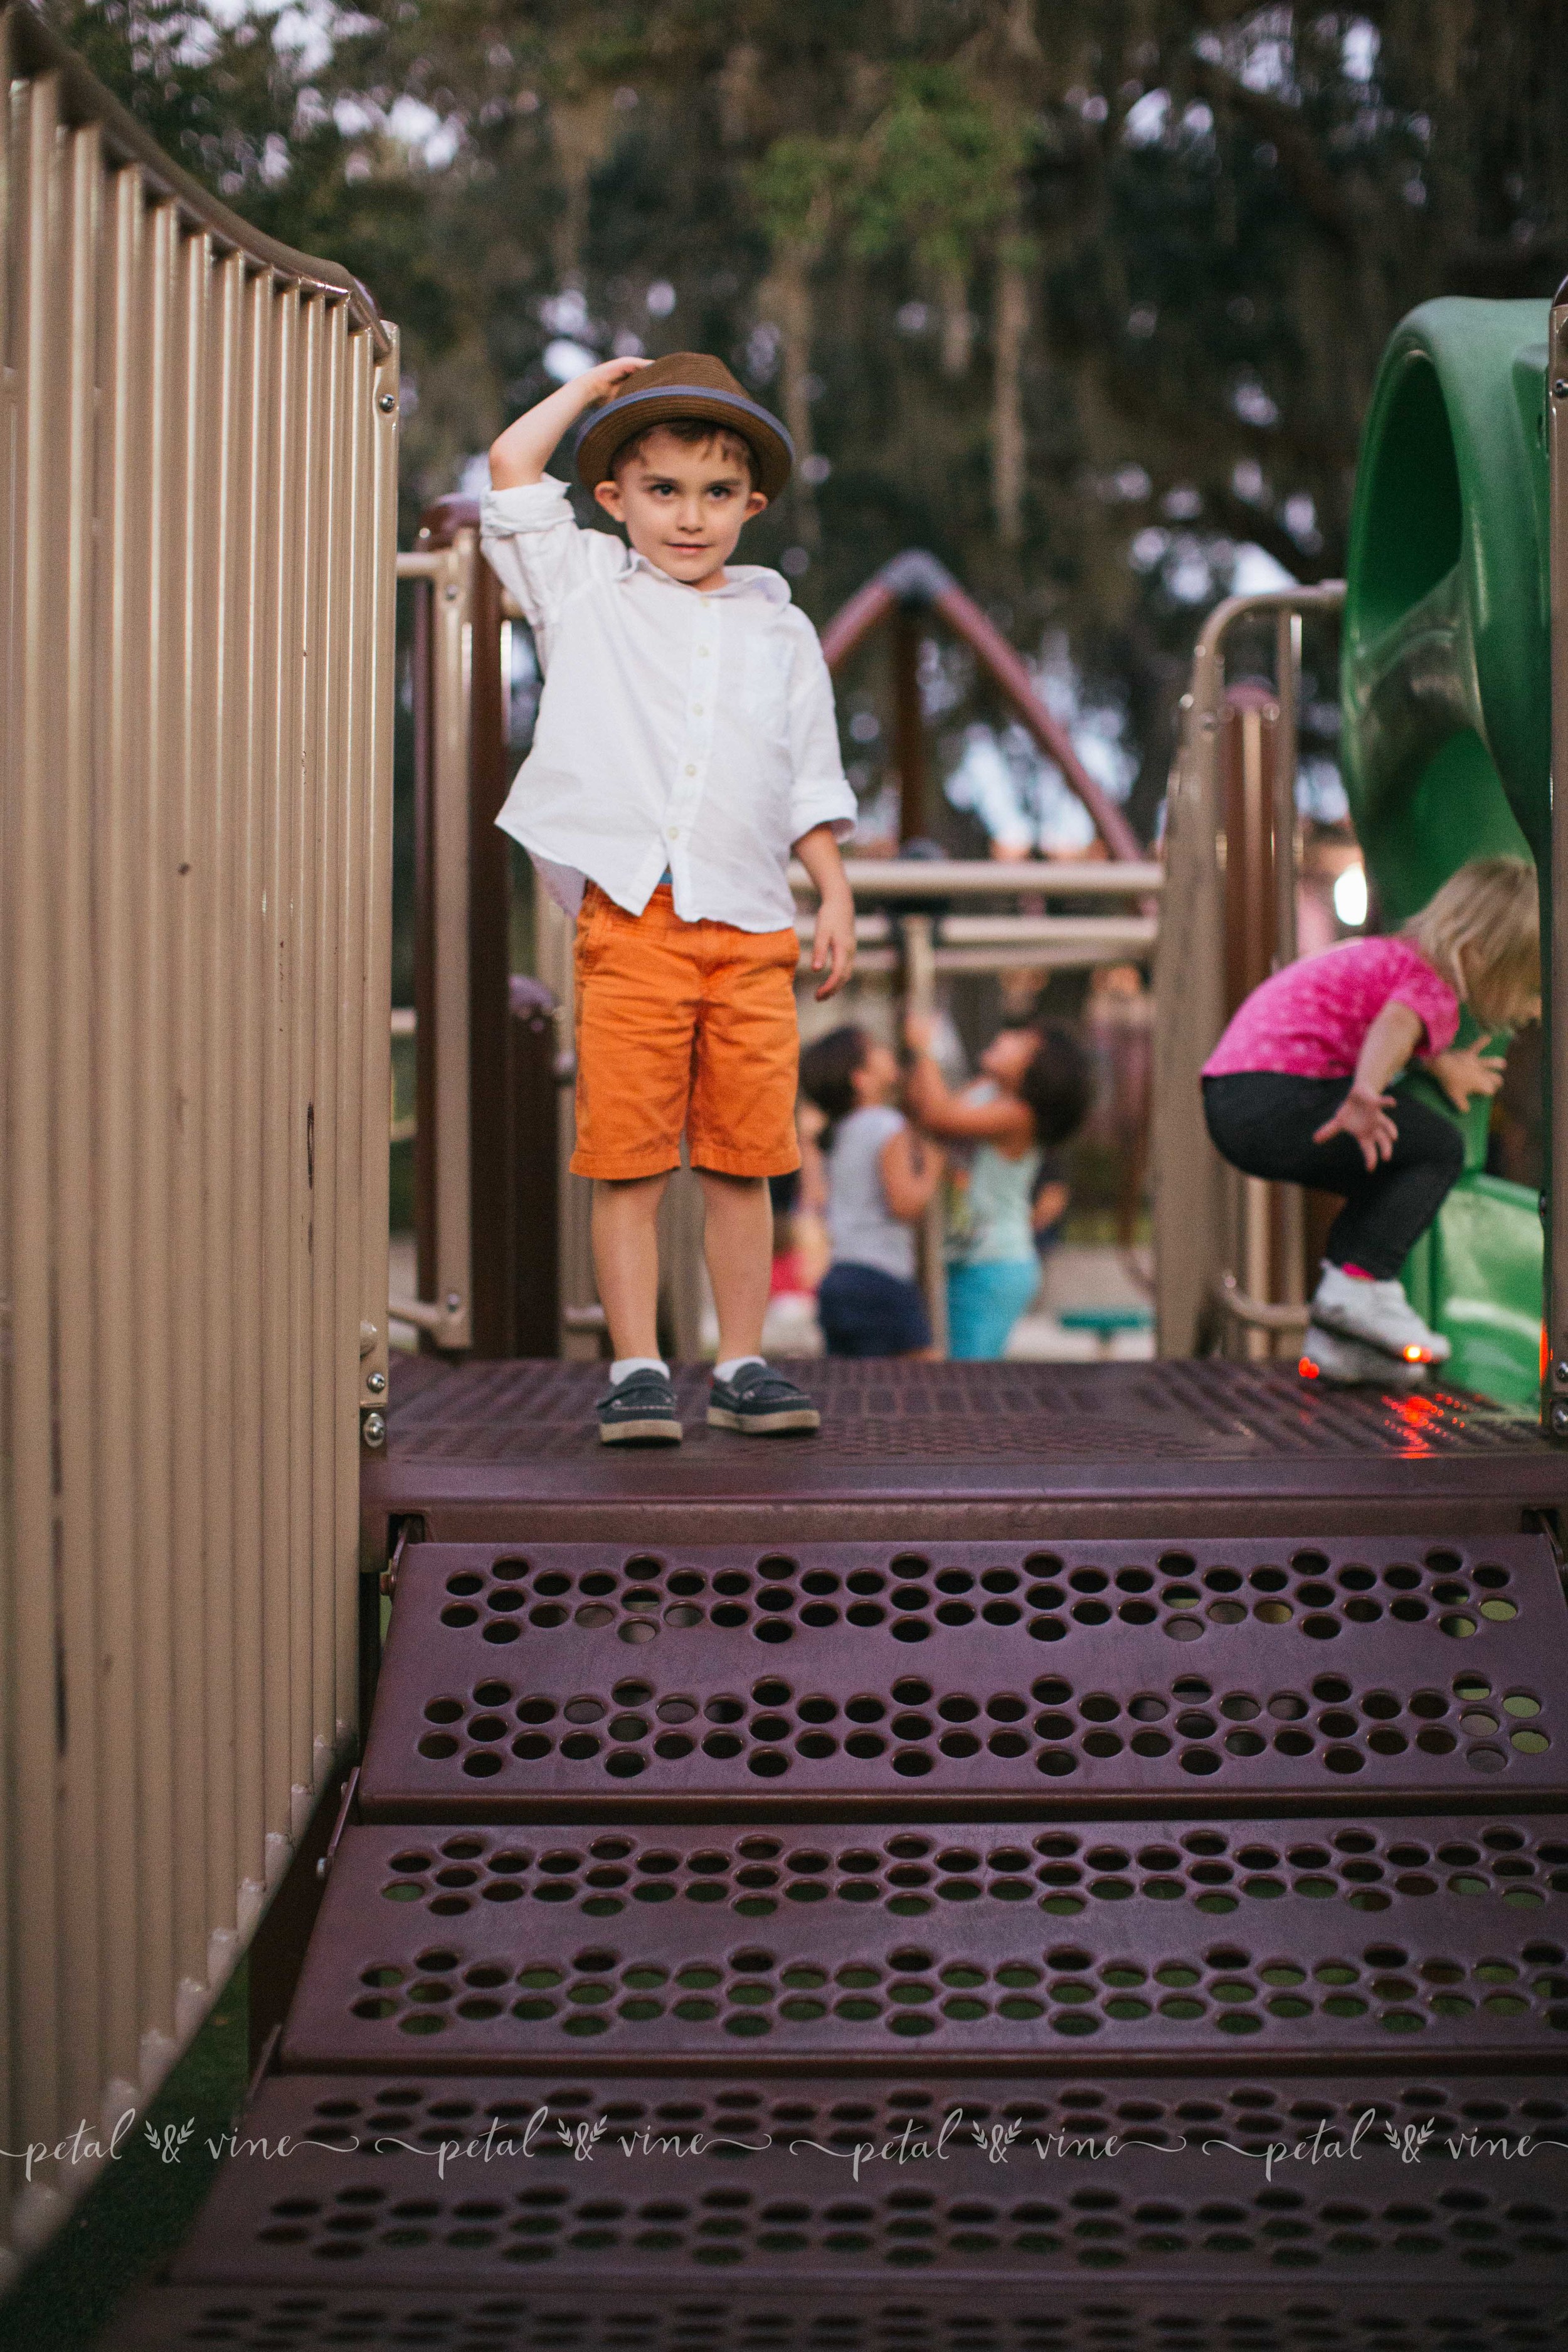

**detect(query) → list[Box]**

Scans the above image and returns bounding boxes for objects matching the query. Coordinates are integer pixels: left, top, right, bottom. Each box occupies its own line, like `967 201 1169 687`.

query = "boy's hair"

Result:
1402 855 1540 1031
610 415 761 490
800 1024 870 1138
1019 1022 1094 1148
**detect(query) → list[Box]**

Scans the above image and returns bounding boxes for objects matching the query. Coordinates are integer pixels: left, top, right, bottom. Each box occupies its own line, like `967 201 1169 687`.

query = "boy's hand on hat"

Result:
490 356 655 487
578 356 654 406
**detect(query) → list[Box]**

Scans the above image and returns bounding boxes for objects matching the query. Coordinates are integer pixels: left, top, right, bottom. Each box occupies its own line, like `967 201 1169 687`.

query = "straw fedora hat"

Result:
574 351 794 503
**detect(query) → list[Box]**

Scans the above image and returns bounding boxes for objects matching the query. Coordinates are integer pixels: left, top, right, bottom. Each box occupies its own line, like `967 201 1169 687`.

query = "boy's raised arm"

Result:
489 356 650 490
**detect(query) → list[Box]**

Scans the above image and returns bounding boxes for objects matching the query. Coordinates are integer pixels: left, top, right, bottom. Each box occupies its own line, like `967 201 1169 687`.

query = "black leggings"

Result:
1202 1073 1465 1281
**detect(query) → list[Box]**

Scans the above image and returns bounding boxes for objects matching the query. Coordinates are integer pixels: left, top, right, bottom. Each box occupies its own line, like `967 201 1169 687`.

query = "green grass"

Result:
0 1961 250 2352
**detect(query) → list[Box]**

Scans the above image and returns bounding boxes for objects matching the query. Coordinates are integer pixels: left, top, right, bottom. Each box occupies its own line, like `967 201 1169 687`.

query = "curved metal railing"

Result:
0 1 397 2268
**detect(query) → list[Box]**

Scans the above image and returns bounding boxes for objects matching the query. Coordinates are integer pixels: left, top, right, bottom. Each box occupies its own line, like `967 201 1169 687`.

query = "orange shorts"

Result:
571 882 802 1181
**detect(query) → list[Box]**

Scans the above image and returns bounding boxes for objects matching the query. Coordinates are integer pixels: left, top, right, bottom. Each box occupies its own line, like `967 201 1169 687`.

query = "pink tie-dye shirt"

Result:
1202 936 1460 1080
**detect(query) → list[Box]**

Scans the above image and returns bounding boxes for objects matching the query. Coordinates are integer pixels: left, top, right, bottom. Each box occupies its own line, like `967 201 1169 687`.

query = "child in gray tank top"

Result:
799 1025 943 1357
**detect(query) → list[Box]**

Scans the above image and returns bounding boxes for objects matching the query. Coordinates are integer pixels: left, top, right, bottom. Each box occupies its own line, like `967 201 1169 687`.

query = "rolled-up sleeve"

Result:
785 618 857 845
479 478 627 658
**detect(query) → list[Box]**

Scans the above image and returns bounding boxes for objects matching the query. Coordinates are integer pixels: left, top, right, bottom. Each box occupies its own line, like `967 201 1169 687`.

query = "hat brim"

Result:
575 384 793 502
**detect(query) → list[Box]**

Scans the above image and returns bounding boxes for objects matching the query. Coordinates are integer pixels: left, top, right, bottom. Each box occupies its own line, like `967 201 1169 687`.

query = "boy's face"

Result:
594 426 767 588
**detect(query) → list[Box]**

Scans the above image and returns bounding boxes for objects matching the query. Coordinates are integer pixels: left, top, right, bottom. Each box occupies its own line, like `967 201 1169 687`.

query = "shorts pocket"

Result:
574 887 611 974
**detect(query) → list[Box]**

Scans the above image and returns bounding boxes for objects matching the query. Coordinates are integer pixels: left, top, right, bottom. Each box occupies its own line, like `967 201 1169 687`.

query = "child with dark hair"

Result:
904 1016 1094 1360
798 1025 944 1357
482 349 857 1444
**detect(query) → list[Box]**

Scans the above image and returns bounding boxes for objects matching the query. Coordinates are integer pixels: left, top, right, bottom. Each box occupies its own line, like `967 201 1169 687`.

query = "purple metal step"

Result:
358 1538 1568 1822
105 2282 1568 2349
281 1817 1568 2075
164 2070 1568 2296
365 1357 1568 1547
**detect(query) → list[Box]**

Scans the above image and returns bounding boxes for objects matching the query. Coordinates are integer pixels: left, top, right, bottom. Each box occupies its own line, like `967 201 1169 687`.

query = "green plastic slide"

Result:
1340 297 1550 1410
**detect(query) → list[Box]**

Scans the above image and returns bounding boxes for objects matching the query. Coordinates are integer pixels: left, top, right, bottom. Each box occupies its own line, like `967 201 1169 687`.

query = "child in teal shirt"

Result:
904 1016 1093 1359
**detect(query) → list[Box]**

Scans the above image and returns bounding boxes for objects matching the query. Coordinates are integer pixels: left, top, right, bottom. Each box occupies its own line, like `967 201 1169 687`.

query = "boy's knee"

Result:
595 1170 670 1209
696 1168 770 1209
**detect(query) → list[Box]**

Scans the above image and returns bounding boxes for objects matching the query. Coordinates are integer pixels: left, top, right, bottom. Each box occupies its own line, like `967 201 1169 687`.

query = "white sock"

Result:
714 1354 765 1384
610 1356 668 1384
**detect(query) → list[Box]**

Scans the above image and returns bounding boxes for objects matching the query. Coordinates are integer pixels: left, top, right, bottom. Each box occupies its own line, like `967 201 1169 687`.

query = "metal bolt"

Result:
1554 380 1568 399
445 584 458 600
362 1410 387 1448
1551 1400 1568 1437
366 1370 386 1394
378 391 397 413
1554 1361 1568 1386
446 1291 462 1312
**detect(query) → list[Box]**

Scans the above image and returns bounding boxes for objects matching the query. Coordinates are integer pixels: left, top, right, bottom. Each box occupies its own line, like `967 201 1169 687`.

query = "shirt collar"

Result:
624 549 792 606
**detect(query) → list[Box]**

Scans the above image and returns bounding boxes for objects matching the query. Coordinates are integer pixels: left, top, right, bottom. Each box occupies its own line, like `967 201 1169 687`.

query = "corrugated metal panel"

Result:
0 2 396 2272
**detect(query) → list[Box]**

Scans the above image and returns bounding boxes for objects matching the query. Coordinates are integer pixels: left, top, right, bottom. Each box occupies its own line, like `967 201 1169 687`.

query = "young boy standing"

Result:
482 351 857 1443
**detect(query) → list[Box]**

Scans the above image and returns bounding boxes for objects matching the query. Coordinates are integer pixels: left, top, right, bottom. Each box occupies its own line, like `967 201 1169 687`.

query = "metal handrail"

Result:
388 532 477 1348
1189 583 1346 974
382 899 1157 1172
1154 583 1347 1359
1211 1272 1312 1335
2 1 390 354
788 857 1163 898
1 1 396 2246
824 914 1157 977
1201 587 1347 1357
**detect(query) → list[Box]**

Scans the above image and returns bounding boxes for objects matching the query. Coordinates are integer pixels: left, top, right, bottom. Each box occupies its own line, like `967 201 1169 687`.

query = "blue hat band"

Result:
575 383 794 460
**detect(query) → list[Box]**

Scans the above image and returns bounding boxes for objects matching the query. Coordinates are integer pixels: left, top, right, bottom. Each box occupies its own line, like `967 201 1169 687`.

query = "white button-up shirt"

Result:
480 478 857 931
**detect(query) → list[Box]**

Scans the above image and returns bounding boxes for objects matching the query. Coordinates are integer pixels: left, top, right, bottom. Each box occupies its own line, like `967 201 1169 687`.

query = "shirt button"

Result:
692 704 704 715
697 645 711 656
667 827 679 841
684 764 697 776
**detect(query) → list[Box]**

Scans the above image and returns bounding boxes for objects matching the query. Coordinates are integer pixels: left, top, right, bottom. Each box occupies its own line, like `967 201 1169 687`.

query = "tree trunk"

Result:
717 43 762 146
992 248 1029 546
549 87 617 282
939 263 972 375
760 248 820 544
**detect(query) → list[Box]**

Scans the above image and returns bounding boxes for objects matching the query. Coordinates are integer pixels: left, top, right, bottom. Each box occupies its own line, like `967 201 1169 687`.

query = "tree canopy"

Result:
49 0 1568 843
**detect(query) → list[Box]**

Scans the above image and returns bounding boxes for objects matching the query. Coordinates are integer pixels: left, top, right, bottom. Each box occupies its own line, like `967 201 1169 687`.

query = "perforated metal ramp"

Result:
282 1816 1568 2075
165 2070 1568 2290
103 2283 1568 2349
114 1362 1568 2348
356 1537 1568 1823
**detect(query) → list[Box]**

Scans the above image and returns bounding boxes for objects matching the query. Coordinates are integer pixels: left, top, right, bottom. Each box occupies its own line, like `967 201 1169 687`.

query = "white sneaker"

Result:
1310 1262 1451 1365
1300 1321 1431 1391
